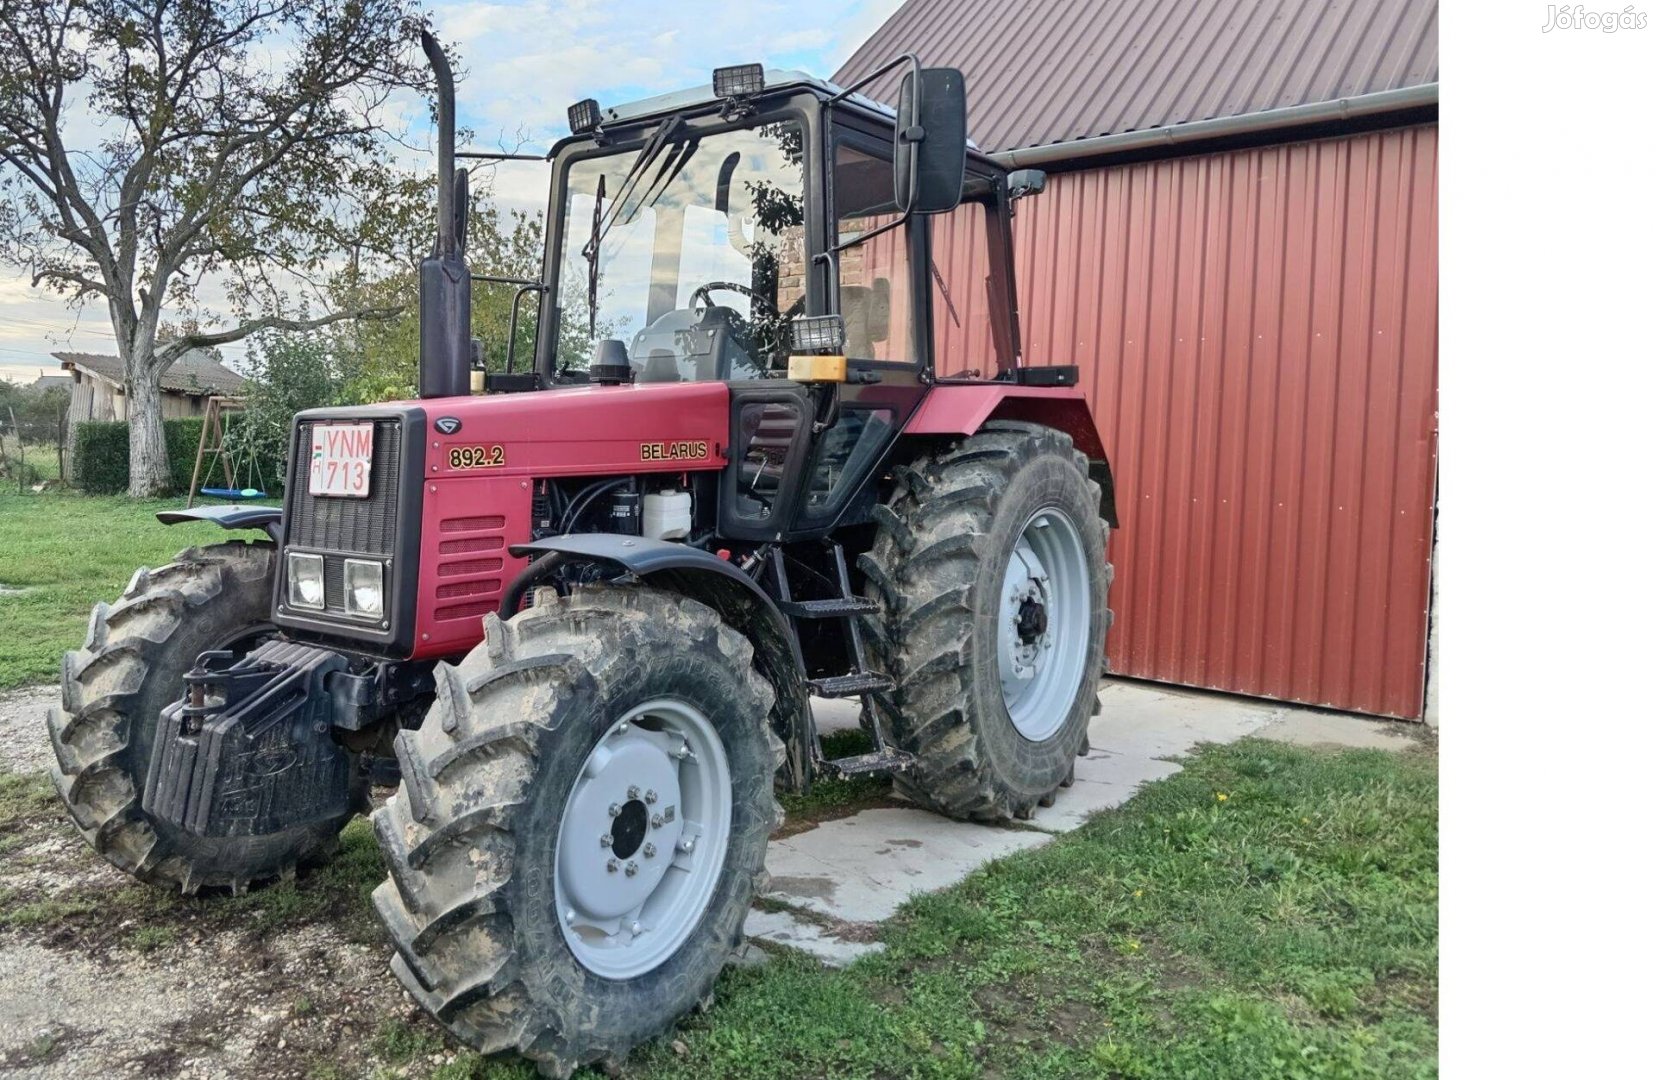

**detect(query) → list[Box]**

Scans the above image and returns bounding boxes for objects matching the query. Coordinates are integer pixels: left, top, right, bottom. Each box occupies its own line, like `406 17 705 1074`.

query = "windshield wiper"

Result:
580 115 687 341
625 137 700 227
583 174 606 339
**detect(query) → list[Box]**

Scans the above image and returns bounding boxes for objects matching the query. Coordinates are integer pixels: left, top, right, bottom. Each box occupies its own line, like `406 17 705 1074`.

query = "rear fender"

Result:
903 385 1119 526
156 505 284 542
504 534 812 791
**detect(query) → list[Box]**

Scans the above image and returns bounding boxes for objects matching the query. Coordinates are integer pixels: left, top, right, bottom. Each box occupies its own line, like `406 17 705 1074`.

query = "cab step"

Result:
806 672 895 698
779 596 880 619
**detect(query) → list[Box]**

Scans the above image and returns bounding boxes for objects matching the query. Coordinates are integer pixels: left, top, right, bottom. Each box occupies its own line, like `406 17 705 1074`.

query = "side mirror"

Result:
894 67 967 215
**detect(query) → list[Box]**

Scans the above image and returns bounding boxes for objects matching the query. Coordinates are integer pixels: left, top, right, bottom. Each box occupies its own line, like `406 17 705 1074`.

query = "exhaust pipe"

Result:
419 28 472 400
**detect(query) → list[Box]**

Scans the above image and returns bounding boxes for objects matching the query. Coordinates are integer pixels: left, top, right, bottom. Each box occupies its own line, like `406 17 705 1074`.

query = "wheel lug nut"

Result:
627 785 640 799
650 813 664 829
609 803 621 817
606 858 620 873
643 842 656 858
644 789 658 804
599 833 612 848
624 861 639 877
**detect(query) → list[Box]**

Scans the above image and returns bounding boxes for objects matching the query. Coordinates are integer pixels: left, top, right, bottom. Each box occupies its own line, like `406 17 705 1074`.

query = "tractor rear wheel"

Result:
861 420 1112 821
372 586 782 1077
47 541 357 892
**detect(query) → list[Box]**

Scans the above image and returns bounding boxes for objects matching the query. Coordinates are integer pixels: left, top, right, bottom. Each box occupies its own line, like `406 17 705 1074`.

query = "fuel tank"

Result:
406 380 730 657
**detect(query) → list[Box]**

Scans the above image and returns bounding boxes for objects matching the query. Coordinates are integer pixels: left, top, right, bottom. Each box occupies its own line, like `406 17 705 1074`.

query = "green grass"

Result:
777 729 897 825
0 437 64 486
614 739 1437 1080
0 767 57 824
0 491 273 689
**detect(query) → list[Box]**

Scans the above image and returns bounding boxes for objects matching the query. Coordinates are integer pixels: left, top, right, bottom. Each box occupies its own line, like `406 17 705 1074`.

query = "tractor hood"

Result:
409 380 730 480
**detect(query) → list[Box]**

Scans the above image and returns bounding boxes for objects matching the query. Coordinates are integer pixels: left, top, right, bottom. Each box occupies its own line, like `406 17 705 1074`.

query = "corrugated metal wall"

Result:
935 125 1438 718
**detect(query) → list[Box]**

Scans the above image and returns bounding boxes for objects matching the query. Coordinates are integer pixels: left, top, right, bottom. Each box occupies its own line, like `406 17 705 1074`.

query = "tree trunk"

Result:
126 374 171 497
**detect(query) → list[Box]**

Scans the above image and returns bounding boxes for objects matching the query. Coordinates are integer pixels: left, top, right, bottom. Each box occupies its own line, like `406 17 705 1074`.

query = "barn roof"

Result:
834 0 1439 155
55 350 246 396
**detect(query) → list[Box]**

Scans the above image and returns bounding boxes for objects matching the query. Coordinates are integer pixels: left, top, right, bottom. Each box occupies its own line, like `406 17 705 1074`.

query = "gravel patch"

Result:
0 684 463 1079
0 686 55 776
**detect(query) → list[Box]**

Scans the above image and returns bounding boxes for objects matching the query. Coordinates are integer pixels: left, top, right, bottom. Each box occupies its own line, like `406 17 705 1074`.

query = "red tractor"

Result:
48 34 1117 1075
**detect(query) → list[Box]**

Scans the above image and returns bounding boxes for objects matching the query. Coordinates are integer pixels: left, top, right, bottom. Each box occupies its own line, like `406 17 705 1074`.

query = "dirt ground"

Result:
0 686 458 1080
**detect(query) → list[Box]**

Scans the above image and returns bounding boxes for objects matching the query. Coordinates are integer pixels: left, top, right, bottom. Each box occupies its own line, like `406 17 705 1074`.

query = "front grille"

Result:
287 420 404 556
278 414 420 645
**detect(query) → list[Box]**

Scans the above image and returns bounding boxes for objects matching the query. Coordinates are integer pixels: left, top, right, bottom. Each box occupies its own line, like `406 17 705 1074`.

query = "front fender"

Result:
156 505 283 542
503 534 812 791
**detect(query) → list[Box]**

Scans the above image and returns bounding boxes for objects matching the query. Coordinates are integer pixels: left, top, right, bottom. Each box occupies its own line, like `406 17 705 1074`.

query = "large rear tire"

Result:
861 420 1112 821
46 541 357 893
372 586 782 1077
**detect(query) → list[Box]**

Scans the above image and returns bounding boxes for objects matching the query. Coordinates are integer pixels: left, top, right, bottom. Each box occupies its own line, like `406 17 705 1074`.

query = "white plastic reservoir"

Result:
642 490 693 541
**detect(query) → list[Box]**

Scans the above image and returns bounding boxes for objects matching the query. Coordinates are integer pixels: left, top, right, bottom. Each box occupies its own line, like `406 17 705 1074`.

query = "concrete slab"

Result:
1087 680 1281 759
1257 711 1419 751
763 807 1050 923
1027 753 1184 834
743 908 885 967
754 679 1423 966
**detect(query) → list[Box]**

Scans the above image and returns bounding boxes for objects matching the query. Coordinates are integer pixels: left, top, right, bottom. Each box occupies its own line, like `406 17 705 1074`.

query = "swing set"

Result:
184 396 269 507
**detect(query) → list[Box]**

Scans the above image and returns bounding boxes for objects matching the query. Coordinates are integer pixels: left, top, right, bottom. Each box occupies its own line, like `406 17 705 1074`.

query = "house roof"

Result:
834 0 1439 155
55 350 246 396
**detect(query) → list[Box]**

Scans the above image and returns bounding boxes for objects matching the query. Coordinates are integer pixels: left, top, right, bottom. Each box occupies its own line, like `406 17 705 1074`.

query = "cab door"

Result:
787 125 930 536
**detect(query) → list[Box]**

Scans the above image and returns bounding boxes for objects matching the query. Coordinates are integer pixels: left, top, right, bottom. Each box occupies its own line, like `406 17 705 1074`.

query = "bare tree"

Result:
0 0 430 494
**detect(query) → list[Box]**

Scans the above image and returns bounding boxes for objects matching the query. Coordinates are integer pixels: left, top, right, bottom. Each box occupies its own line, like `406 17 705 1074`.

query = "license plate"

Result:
309 422 374 498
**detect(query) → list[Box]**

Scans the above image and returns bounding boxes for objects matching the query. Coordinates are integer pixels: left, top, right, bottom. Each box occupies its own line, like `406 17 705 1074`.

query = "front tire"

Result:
47 541 356 892
861 421 1112 821
372 586 782 1077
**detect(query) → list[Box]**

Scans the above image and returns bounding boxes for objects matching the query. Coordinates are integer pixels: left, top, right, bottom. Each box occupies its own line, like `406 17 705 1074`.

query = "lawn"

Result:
611 739 1439 1080
3 737 1437 1079
0 491 262 689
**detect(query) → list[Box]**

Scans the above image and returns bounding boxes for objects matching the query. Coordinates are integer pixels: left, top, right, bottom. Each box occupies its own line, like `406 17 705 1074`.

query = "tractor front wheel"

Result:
372 586 782 1077
47 541 358 892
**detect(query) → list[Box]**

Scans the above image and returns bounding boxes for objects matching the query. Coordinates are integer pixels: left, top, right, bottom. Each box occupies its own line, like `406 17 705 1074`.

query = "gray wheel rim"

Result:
554 698 732 979
997 507 1091 741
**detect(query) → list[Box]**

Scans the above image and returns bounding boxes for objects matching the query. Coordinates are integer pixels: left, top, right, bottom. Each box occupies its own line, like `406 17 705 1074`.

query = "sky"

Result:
0 0 903 384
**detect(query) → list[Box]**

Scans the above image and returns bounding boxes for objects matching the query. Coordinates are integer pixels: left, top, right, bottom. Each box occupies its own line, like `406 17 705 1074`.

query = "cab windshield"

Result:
555 120 806 382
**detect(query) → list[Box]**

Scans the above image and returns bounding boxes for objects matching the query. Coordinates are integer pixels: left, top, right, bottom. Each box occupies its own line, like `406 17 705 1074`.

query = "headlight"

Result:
344 558 384 617
287 552 325 610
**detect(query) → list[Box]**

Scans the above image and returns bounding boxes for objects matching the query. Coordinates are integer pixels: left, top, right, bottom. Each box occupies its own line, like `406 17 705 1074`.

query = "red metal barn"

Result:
840 0 1439 719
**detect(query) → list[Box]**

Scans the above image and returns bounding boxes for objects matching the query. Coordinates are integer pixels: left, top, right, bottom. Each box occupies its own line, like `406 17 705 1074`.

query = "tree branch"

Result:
156 303 404 366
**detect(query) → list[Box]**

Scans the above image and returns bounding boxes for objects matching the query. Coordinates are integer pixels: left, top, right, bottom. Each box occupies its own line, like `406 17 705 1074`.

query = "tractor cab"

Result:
440 63 1038 542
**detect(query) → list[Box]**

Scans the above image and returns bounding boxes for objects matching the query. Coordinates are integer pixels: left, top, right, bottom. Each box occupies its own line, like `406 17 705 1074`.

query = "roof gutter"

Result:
992 83 1438 168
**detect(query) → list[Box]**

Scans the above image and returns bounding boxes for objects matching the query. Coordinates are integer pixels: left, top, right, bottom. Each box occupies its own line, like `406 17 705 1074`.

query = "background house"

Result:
839 0 1439 719
55 349 245 424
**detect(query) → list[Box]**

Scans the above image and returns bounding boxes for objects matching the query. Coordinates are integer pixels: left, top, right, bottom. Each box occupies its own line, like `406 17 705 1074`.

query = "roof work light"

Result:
712 64 765 99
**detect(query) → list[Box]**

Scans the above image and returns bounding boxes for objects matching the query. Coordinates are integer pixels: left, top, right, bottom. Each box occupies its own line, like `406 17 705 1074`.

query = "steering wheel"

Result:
690 281 773 316
688 282 807 375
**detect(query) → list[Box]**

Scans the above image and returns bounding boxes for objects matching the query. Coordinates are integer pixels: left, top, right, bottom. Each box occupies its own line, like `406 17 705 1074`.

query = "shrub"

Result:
72 421 131 494
73 417 231 495
223 333 354 485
